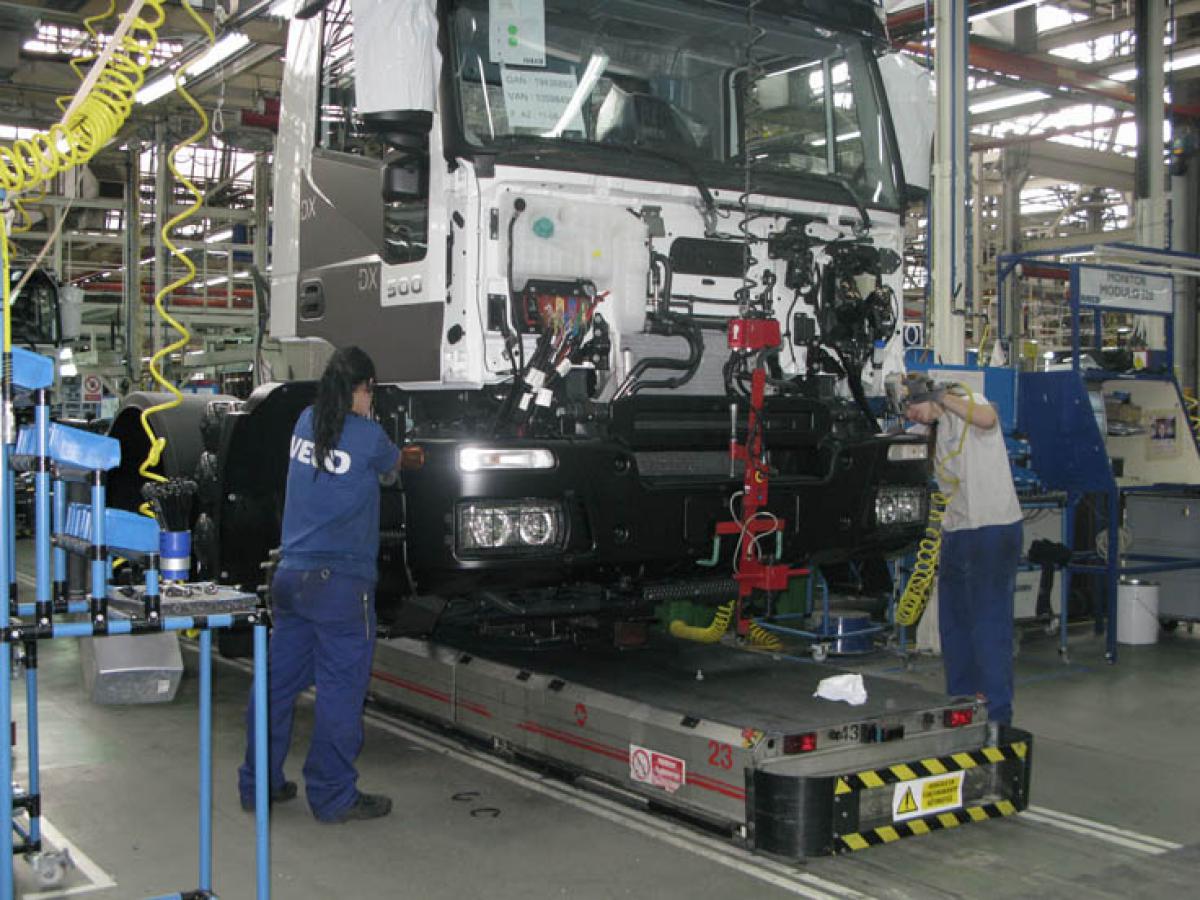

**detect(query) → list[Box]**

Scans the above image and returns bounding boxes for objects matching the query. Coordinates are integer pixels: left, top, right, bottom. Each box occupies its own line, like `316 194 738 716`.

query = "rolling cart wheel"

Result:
811 643 828 663
33 849 72 888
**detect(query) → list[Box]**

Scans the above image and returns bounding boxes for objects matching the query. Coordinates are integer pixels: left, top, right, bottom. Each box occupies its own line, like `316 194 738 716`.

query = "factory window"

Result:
316 0 429 266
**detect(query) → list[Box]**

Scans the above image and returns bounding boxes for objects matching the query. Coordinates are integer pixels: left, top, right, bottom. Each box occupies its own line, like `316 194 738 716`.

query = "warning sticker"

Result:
629 744 686 793
892 770 965 822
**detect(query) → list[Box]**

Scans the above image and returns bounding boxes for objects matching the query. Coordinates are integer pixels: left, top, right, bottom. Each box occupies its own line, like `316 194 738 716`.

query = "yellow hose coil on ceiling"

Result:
0 0 169 352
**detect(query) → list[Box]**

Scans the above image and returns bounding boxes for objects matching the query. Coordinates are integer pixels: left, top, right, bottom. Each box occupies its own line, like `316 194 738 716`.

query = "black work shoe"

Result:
322 792 392 824
241 781 298 812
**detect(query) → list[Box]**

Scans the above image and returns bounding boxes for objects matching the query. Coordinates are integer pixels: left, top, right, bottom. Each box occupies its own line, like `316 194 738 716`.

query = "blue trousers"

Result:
238 567 376 820
938 521 1023 725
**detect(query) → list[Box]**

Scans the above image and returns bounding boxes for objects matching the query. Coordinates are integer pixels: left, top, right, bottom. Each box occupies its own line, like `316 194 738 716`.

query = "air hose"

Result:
1184 391 1200 442
1 0 168 368
893 389 974 627
669 599 734 643
136 8 215 517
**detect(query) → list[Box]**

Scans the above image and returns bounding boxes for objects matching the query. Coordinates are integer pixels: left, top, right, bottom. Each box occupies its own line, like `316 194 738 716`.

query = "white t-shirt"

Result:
919 393 1022 533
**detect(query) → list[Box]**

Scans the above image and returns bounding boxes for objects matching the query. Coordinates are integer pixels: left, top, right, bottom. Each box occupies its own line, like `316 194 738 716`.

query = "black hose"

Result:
612 314 704 400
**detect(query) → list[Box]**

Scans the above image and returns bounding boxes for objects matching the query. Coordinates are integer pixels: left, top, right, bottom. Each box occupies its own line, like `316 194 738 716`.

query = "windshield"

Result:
449 0 900 209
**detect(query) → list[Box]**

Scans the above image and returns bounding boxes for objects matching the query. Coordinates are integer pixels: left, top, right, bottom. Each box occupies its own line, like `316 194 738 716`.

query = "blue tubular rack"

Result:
0 348 271 899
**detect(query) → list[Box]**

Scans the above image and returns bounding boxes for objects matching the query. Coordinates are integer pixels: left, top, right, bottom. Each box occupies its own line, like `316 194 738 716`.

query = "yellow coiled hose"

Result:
894 489 951 626
136 6 215 516
894 389 974 627
1184 391 1200 442
668 597 783 650
1 0 166 355
669 600 733 643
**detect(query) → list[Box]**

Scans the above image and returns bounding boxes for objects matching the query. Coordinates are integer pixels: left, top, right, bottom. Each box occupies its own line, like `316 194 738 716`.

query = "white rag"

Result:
813 672 868 706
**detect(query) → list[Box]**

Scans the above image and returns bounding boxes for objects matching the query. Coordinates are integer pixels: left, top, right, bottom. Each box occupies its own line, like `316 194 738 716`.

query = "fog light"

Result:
457 500 562 553
874 486 927 527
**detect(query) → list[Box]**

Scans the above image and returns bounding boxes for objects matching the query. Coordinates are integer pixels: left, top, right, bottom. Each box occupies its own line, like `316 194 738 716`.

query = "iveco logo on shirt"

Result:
290 436 351 475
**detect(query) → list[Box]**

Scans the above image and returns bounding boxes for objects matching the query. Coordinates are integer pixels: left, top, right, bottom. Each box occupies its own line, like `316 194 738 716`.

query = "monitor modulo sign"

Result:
1077 266 1173 314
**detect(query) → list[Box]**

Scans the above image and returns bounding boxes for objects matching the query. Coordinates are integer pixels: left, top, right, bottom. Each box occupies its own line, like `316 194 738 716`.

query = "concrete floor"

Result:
8 587 1200 899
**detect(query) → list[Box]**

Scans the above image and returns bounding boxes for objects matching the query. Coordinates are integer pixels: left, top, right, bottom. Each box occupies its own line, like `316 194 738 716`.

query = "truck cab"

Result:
201 0 932 629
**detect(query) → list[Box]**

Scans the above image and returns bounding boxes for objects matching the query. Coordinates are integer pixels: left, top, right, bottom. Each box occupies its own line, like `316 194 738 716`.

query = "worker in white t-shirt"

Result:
905 376 1023 725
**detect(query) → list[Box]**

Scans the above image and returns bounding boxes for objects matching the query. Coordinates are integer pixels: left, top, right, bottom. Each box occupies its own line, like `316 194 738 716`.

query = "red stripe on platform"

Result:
517 721 745 801
371 670 491 718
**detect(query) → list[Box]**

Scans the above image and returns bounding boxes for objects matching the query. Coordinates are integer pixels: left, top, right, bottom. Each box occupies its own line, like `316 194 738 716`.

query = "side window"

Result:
828 59 865 181
10 270 59 347
318 0 429 265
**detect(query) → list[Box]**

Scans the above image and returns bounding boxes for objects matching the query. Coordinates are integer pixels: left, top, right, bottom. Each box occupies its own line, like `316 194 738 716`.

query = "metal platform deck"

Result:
369 637 1032 858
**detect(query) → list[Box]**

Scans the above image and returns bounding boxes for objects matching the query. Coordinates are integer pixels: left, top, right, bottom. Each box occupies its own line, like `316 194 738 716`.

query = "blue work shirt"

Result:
278 406 400 583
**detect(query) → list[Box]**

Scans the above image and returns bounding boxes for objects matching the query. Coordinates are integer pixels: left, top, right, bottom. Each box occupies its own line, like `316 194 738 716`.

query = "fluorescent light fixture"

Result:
969 0 1040 24
136 74 176 105
969 90 1049 115
1109 51 1200 83
204 276 229 287
206 228 234 243
189 33 251 79
136 33 250 105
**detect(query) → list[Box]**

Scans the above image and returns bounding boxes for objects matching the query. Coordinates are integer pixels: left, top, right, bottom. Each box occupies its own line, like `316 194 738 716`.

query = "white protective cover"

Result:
878 52 934 193
352 0 441 115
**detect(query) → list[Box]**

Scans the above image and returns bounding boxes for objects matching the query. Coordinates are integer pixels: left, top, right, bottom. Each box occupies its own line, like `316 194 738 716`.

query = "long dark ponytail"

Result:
312 346 376 474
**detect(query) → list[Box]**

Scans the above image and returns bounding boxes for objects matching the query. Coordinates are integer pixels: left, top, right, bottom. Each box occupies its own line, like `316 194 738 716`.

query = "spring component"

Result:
137 7 216 517
894 388 974 627
643 578 739 606
669 599 733 644
747 620 782 651
894 489 949 627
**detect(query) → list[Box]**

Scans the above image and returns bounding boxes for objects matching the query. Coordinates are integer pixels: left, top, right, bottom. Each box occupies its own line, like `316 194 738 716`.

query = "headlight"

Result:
458 501 563 553
874 486 927 527
458 446 555 472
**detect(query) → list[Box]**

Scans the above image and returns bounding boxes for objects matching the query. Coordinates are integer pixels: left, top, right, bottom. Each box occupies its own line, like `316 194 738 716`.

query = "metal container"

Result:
1116 579 1159 646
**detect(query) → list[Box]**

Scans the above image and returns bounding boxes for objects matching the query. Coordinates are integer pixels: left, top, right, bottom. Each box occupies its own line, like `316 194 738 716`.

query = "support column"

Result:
252 152 270 386
999 146 1029 354
931 0 968 363
123 143 141 387
151 121 170 371
1135 0 1167 248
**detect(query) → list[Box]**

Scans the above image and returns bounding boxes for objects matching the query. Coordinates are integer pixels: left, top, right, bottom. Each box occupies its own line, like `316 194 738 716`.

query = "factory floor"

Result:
9 559 1200 898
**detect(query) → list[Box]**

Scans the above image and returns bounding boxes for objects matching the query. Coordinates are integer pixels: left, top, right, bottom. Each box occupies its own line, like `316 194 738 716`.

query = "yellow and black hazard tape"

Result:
833 800 1019 853
834 741 1029 795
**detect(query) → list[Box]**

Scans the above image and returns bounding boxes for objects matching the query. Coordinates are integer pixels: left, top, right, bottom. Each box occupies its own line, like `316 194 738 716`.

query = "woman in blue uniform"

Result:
239 346 402 822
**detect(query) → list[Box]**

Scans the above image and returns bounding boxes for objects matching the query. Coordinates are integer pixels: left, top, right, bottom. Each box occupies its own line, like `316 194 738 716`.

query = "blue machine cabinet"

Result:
999 247 1200 662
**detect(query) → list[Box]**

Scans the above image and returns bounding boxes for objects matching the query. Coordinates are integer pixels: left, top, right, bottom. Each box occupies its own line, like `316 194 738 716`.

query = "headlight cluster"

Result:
458 501 563 553
874 486 927 527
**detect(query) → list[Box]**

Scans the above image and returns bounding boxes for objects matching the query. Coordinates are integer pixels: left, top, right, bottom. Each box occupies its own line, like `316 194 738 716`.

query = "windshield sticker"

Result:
489 0 546 67
501 68 586 134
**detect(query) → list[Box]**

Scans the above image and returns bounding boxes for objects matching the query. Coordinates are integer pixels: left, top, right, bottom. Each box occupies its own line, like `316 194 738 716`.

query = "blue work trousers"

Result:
938 521 1023 725
238 567 377 820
